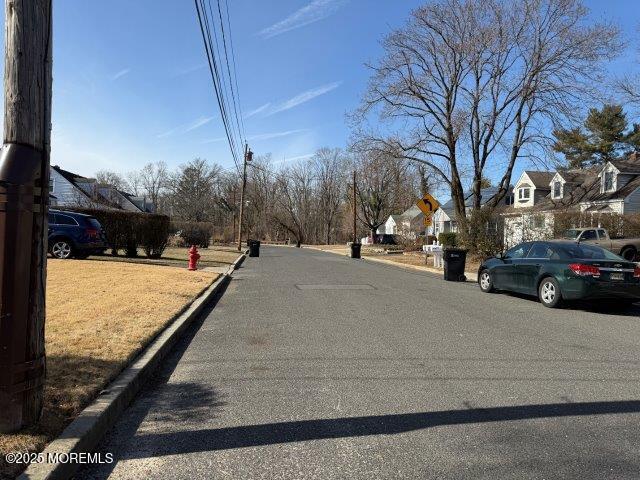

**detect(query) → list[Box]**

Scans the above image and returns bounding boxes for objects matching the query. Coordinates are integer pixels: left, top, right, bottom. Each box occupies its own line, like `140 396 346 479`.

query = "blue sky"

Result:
0 0 638 182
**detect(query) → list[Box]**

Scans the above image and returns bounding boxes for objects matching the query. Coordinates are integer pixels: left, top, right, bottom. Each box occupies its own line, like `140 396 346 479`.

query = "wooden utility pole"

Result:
237 144 252 252
352 170 357 243
0 0 53 433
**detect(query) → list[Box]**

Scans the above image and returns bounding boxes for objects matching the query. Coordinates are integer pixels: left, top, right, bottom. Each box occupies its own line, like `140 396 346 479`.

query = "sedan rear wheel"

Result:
538 277 562 308
51 240 73 259
479 270 494 293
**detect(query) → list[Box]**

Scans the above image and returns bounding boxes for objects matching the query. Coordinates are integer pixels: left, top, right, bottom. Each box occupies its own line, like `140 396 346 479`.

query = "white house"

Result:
502 152 640 246
50 165 154 213
378 205 426 239
429 187 514 237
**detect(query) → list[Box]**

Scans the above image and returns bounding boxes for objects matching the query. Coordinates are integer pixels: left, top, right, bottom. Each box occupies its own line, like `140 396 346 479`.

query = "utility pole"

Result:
237 144 252 252
0 0 53 433
352 170 357 243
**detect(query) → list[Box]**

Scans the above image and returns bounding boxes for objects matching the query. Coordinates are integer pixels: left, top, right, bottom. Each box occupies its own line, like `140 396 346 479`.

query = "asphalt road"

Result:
79 246 640 479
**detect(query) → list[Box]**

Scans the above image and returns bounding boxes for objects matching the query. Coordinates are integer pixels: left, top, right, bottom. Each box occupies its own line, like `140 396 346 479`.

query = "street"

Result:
80 246 640 479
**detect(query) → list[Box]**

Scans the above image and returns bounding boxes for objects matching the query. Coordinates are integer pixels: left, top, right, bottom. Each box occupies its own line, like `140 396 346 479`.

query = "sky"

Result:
0 0 638 185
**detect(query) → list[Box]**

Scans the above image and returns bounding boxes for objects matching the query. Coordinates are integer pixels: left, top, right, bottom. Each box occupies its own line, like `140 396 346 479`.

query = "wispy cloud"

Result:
157 116 214 138
184 116 214 133
244 103 271 119
269 82 341 115
259 0 348 39
172 63 206 78
274 153 314 164
248 129 310 141
200 136 226 144
111 68 131 81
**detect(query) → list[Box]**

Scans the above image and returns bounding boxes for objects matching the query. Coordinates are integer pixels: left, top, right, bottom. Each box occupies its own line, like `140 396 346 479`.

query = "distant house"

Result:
49 165 154 213
502 152 640 246
378 205 427 239
429 187 514 237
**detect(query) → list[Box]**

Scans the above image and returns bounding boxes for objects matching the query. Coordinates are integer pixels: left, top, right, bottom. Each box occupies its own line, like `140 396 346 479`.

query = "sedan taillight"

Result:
85 228 99 239
634 266 640 278
568 263 600 278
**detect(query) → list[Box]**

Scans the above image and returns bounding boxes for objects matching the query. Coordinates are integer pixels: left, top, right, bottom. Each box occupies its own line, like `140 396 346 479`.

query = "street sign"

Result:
423 215 433 227
416 193 440 215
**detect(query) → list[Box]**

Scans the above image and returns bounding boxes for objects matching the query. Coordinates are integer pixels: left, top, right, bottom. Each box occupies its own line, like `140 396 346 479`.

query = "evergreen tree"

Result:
553 104 636 168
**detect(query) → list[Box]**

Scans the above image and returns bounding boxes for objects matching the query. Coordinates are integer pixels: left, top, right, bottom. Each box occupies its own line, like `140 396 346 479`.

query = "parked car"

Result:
48 209 107 259
562 227 640 261
478 240 640 308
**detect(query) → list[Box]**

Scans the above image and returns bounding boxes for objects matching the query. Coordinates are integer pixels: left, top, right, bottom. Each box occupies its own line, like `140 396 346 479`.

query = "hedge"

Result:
64 208 170 258
438 232 458 247
170 221 214 248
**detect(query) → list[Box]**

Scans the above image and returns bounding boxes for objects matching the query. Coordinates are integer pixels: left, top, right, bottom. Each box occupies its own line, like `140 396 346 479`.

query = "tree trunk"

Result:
0 0 52 433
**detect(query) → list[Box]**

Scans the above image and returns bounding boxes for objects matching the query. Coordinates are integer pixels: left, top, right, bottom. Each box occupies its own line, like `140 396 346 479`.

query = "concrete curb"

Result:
305 246 478 282
19 252 247 480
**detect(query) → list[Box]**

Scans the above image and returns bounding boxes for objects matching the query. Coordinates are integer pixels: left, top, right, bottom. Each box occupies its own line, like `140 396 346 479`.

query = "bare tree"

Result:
272 161 316 246
138 161 168 208
95 169 127 190
354 0 621 232
312 148 349 244
354 150 410 242
126 170 142 195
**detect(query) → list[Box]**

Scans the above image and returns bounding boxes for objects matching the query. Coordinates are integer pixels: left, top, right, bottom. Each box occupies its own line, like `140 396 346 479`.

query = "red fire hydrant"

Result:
188 245 200 271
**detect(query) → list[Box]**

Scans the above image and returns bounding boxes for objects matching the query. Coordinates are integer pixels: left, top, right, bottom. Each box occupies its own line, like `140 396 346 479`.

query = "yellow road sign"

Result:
416 193 440 215
423 215 433 227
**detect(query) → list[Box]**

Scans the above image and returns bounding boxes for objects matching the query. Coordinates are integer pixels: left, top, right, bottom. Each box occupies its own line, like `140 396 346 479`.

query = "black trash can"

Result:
249 240 260 257
443 248 467 281
350 242 361 259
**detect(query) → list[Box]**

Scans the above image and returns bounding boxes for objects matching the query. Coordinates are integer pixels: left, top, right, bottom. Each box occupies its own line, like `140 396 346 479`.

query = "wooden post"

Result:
0 0 52 432
352 170 357 244
237 144 251 252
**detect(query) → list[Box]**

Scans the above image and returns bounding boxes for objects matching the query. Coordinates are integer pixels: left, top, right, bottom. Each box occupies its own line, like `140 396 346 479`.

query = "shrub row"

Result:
65 208 170 258
169 221 214 248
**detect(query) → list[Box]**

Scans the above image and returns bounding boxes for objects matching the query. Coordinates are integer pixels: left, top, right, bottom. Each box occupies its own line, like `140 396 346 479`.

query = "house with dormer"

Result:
50 165 155 213
502 152 640 245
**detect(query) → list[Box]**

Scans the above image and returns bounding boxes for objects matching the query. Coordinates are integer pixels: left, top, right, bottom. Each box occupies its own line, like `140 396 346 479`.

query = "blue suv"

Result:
48 209 107 259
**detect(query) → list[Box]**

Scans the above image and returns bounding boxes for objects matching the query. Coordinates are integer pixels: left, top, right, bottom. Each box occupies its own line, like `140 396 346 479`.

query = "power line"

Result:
205 0 243 162
194 0 241 172
216 0 245 144
223 0 246 138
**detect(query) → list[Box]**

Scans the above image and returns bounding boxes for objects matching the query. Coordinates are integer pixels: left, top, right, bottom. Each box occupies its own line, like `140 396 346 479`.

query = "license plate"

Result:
610 272 625 281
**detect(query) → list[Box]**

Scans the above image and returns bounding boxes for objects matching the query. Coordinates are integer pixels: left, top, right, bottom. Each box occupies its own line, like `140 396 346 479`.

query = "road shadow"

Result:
497 290 640 316
114 399 640 460
75 281 231 479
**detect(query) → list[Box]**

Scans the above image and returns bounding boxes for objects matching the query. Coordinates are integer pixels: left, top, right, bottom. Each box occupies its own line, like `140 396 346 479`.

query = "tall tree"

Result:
272 162 315 246
169 158 221 222
553 104 632 167
312 148 348 244
95 169 127 190
138 161 168 208
353 0 620 232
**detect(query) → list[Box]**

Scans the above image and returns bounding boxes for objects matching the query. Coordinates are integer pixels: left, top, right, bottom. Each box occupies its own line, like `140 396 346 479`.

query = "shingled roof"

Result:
524 171 554 189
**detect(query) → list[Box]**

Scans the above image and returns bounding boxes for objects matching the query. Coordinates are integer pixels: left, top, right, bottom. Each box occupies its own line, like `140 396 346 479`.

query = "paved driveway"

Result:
79 246 640 479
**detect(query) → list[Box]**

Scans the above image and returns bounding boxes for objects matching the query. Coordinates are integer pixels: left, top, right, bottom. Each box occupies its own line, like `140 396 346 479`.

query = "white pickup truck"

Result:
562 228 640 261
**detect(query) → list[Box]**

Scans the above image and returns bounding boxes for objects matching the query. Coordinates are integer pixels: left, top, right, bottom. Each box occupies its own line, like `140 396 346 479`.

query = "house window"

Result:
604 171 614 192
49 178 55 193
518 188 530 200
553 181 561 199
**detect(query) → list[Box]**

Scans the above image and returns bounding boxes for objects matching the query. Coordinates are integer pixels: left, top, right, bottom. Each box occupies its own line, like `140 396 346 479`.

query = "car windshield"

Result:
562 229 581 239
559 243 625 261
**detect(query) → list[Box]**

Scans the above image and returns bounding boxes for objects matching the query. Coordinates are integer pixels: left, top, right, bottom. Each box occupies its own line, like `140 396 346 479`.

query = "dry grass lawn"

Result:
0 260 218 479
91 245 241 269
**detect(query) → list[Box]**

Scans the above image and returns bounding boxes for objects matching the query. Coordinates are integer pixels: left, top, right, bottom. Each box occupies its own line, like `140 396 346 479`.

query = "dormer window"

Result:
518 188 530 200
552 181 562 199
604 171 614 192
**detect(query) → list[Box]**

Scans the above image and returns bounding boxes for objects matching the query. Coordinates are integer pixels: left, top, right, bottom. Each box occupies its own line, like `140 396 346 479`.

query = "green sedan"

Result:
478 240 640 308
